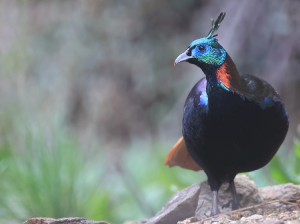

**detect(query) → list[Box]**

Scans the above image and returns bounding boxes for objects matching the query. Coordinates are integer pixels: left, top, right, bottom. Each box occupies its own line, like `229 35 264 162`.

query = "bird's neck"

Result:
204 54 242 95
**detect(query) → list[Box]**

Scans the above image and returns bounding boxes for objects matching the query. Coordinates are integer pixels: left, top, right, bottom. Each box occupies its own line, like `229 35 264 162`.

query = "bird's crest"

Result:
207 12 226 39
189 12 226 48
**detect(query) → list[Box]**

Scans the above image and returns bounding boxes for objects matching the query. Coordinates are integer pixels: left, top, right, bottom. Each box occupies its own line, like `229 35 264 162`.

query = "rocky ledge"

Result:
146 175 300 224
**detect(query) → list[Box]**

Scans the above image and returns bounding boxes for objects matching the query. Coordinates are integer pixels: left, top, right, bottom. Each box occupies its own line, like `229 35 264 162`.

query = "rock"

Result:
189 217 198 222
146 183 201 224
147 175 262 223
242 210 253 217
245 214 263 220
259 183 300 210
195 175 263 218
259 183 300 202
229 212 242 220
257 208 263 215
263 221 284 224
123 220 148 224
286 221 300 224
23 217 110 224
147 175 300 224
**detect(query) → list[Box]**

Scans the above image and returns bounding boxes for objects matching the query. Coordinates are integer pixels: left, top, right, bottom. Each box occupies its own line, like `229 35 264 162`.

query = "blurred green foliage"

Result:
0 116 206 224
267 138 300 185
0 122 114 223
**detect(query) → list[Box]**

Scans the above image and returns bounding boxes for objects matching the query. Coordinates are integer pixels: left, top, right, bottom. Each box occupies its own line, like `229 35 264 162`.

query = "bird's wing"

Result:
165 136 202 171
240 74 279 102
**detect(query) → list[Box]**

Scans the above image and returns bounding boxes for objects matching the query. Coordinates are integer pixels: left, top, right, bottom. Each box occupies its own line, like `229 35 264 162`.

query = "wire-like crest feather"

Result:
207 12 226 39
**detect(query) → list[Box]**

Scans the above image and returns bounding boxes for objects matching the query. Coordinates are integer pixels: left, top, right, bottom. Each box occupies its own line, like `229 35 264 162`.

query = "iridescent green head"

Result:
174 12 227 68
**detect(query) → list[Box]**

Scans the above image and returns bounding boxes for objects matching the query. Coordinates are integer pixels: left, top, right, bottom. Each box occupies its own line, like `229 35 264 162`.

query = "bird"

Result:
165 12 289 216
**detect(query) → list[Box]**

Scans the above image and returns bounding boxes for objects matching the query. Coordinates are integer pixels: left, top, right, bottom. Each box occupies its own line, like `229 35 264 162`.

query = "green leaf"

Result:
294 139 300 159
293 139 300 174
268 155 292 184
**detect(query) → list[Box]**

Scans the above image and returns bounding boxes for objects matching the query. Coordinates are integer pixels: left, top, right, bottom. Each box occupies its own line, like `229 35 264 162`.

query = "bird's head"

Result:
174 12 226 70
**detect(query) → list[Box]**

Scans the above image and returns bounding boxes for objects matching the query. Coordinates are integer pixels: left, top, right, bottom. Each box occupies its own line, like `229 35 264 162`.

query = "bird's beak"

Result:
174 49 193 66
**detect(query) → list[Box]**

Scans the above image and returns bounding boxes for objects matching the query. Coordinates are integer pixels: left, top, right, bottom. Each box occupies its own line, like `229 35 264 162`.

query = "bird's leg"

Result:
229 180 242 210
210 190 220 216
222 180 242 210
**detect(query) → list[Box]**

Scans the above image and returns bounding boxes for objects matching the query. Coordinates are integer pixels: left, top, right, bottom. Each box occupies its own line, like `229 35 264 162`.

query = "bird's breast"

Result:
183 87 288 150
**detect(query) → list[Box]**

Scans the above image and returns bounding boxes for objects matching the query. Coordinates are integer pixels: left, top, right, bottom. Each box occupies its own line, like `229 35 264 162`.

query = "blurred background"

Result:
0 0 299 223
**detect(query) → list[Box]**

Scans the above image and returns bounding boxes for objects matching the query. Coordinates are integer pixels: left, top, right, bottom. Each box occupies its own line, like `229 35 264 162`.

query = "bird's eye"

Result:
198 45 206 52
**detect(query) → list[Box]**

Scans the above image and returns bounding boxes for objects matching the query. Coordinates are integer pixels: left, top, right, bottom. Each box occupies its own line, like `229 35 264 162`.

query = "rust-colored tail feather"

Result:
165 137 202 171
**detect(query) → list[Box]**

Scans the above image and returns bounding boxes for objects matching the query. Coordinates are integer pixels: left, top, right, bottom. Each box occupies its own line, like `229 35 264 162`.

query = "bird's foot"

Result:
222 199 242 210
